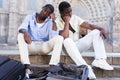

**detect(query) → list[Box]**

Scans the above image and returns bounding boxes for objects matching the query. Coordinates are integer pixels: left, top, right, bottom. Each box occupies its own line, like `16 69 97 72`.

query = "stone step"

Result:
97 78 120 80
93 65 120 78
0 50 120 78
0 50 120 65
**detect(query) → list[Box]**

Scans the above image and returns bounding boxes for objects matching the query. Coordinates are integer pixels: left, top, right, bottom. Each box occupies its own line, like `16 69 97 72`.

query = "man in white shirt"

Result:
55 1 113 79
18 4 63 78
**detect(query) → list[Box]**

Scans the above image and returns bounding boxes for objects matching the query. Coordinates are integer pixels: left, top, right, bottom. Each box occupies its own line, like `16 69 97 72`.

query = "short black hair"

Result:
43 4 54 13
59 1 71 12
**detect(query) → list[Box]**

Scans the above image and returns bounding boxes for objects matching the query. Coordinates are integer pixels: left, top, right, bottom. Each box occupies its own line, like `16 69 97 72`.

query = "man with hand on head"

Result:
17 4 63 79
55 1 113 79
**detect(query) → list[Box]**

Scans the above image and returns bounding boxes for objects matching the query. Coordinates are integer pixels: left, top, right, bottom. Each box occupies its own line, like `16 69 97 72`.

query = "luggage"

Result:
29 68 48 80
29 63 89 80
0 56 25 80
47 63 89 80
59 63 89 80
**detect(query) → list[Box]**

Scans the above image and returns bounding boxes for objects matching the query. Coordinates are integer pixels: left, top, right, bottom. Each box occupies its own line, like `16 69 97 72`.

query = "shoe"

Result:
87 65 96 80
26 68 33 74
26 68 33 79
92 59 114 70
26 73 29 79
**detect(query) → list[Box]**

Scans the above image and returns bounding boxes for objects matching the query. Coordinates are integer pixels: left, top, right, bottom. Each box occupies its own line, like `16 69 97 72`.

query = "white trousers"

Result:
17 33 63 65
63 29 107 66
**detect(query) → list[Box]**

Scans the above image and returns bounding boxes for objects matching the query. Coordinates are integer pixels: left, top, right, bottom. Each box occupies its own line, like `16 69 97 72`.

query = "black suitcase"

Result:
0 56 25 80
47 63 89 80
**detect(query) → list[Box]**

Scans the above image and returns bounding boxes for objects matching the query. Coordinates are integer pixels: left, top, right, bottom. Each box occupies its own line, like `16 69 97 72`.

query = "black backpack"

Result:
29 63 89 80
0 56 25 80
47 63 89 80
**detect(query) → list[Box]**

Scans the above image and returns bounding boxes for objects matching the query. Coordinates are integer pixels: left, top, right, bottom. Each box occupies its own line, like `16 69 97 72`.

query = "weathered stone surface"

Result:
0 0 120 52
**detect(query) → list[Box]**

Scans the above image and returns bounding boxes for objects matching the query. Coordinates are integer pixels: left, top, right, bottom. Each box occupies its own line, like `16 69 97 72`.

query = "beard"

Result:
38 13 48 20
40 16 48 20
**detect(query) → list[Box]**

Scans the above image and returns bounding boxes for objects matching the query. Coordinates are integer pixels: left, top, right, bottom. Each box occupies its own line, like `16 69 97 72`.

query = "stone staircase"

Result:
0 50 120 79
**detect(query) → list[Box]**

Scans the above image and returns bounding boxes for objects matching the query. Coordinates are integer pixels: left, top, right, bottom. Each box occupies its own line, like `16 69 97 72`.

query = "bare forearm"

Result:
19 29 32 44
81 22 108 39
52 21 57 31
19 29 27 34
59 22 69 38
81 22 103 31
89 24 103 31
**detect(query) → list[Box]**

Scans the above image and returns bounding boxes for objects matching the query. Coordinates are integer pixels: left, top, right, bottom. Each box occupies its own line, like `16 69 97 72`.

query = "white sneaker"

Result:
87 65 96 80
92 59 114 70
26 73 29 79
26 69 33 74
26 69 33 79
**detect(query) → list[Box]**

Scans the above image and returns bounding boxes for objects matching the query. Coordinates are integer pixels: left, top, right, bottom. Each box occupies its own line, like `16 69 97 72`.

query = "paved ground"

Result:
97 78 120 80
46 77 120 80
27 78 120 80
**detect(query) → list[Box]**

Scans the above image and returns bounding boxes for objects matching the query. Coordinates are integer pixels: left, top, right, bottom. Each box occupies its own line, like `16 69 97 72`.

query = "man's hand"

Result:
19 29 32 44
50 13 57 31
50 13 56 21
63 15 71 23
59 15 71 38
24 32 32 44
81 23 108 39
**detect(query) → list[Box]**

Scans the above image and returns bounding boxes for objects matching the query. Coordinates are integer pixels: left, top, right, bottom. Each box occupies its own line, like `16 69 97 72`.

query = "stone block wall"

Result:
0 0 120 52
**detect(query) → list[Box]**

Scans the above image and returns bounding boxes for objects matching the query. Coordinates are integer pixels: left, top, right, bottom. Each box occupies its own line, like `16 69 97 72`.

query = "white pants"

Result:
63 29 107 66
17 33 63 65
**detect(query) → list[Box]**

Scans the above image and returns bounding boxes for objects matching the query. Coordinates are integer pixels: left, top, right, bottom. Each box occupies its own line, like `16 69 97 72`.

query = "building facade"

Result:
0 0 120 52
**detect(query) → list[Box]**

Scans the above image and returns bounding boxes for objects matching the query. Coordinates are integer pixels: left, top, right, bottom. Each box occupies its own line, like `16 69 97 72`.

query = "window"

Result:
0 0 3 8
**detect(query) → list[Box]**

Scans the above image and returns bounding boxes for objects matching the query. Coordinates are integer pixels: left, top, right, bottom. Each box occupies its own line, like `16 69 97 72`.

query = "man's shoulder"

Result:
71 15 80 19
23 13 36 22
56 16 61 20
71 15 85 22
55 16 63 23
25 12 36 19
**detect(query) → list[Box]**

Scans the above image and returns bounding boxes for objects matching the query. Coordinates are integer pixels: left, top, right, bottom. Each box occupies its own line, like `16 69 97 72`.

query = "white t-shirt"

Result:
36 23 44 28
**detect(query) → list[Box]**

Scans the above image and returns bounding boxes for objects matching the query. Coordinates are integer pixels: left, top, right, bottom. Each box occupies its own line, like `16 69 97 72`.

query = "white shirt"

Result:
37 23 44 28
55 15 85 41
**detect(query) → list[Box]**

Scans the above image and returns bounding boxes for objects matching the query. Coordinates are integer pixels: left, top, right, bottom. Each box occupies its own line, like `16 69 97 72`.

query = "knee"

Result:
63 38 73 45
55 35 64 42
93 29 100 34
17 33 24 41
17 33 27 45
92 29 100 35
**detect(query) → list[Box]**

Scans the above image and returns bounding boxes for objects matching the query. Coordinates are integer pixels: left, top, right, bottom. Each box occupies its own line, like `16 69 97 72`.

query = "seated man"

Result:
55 1 113 79
17 4 63 78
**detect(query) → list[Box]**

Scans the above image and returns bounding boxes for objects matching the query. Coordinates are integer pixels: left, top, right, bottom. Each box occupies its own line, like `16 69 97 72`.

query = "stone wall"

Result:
0 0 120 52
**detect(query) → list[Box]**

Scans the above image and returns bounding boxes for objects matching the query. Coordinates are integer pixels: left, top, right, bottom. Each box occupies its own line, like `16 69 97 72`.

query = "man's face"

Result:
39 7 51 20
60 7 72 18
